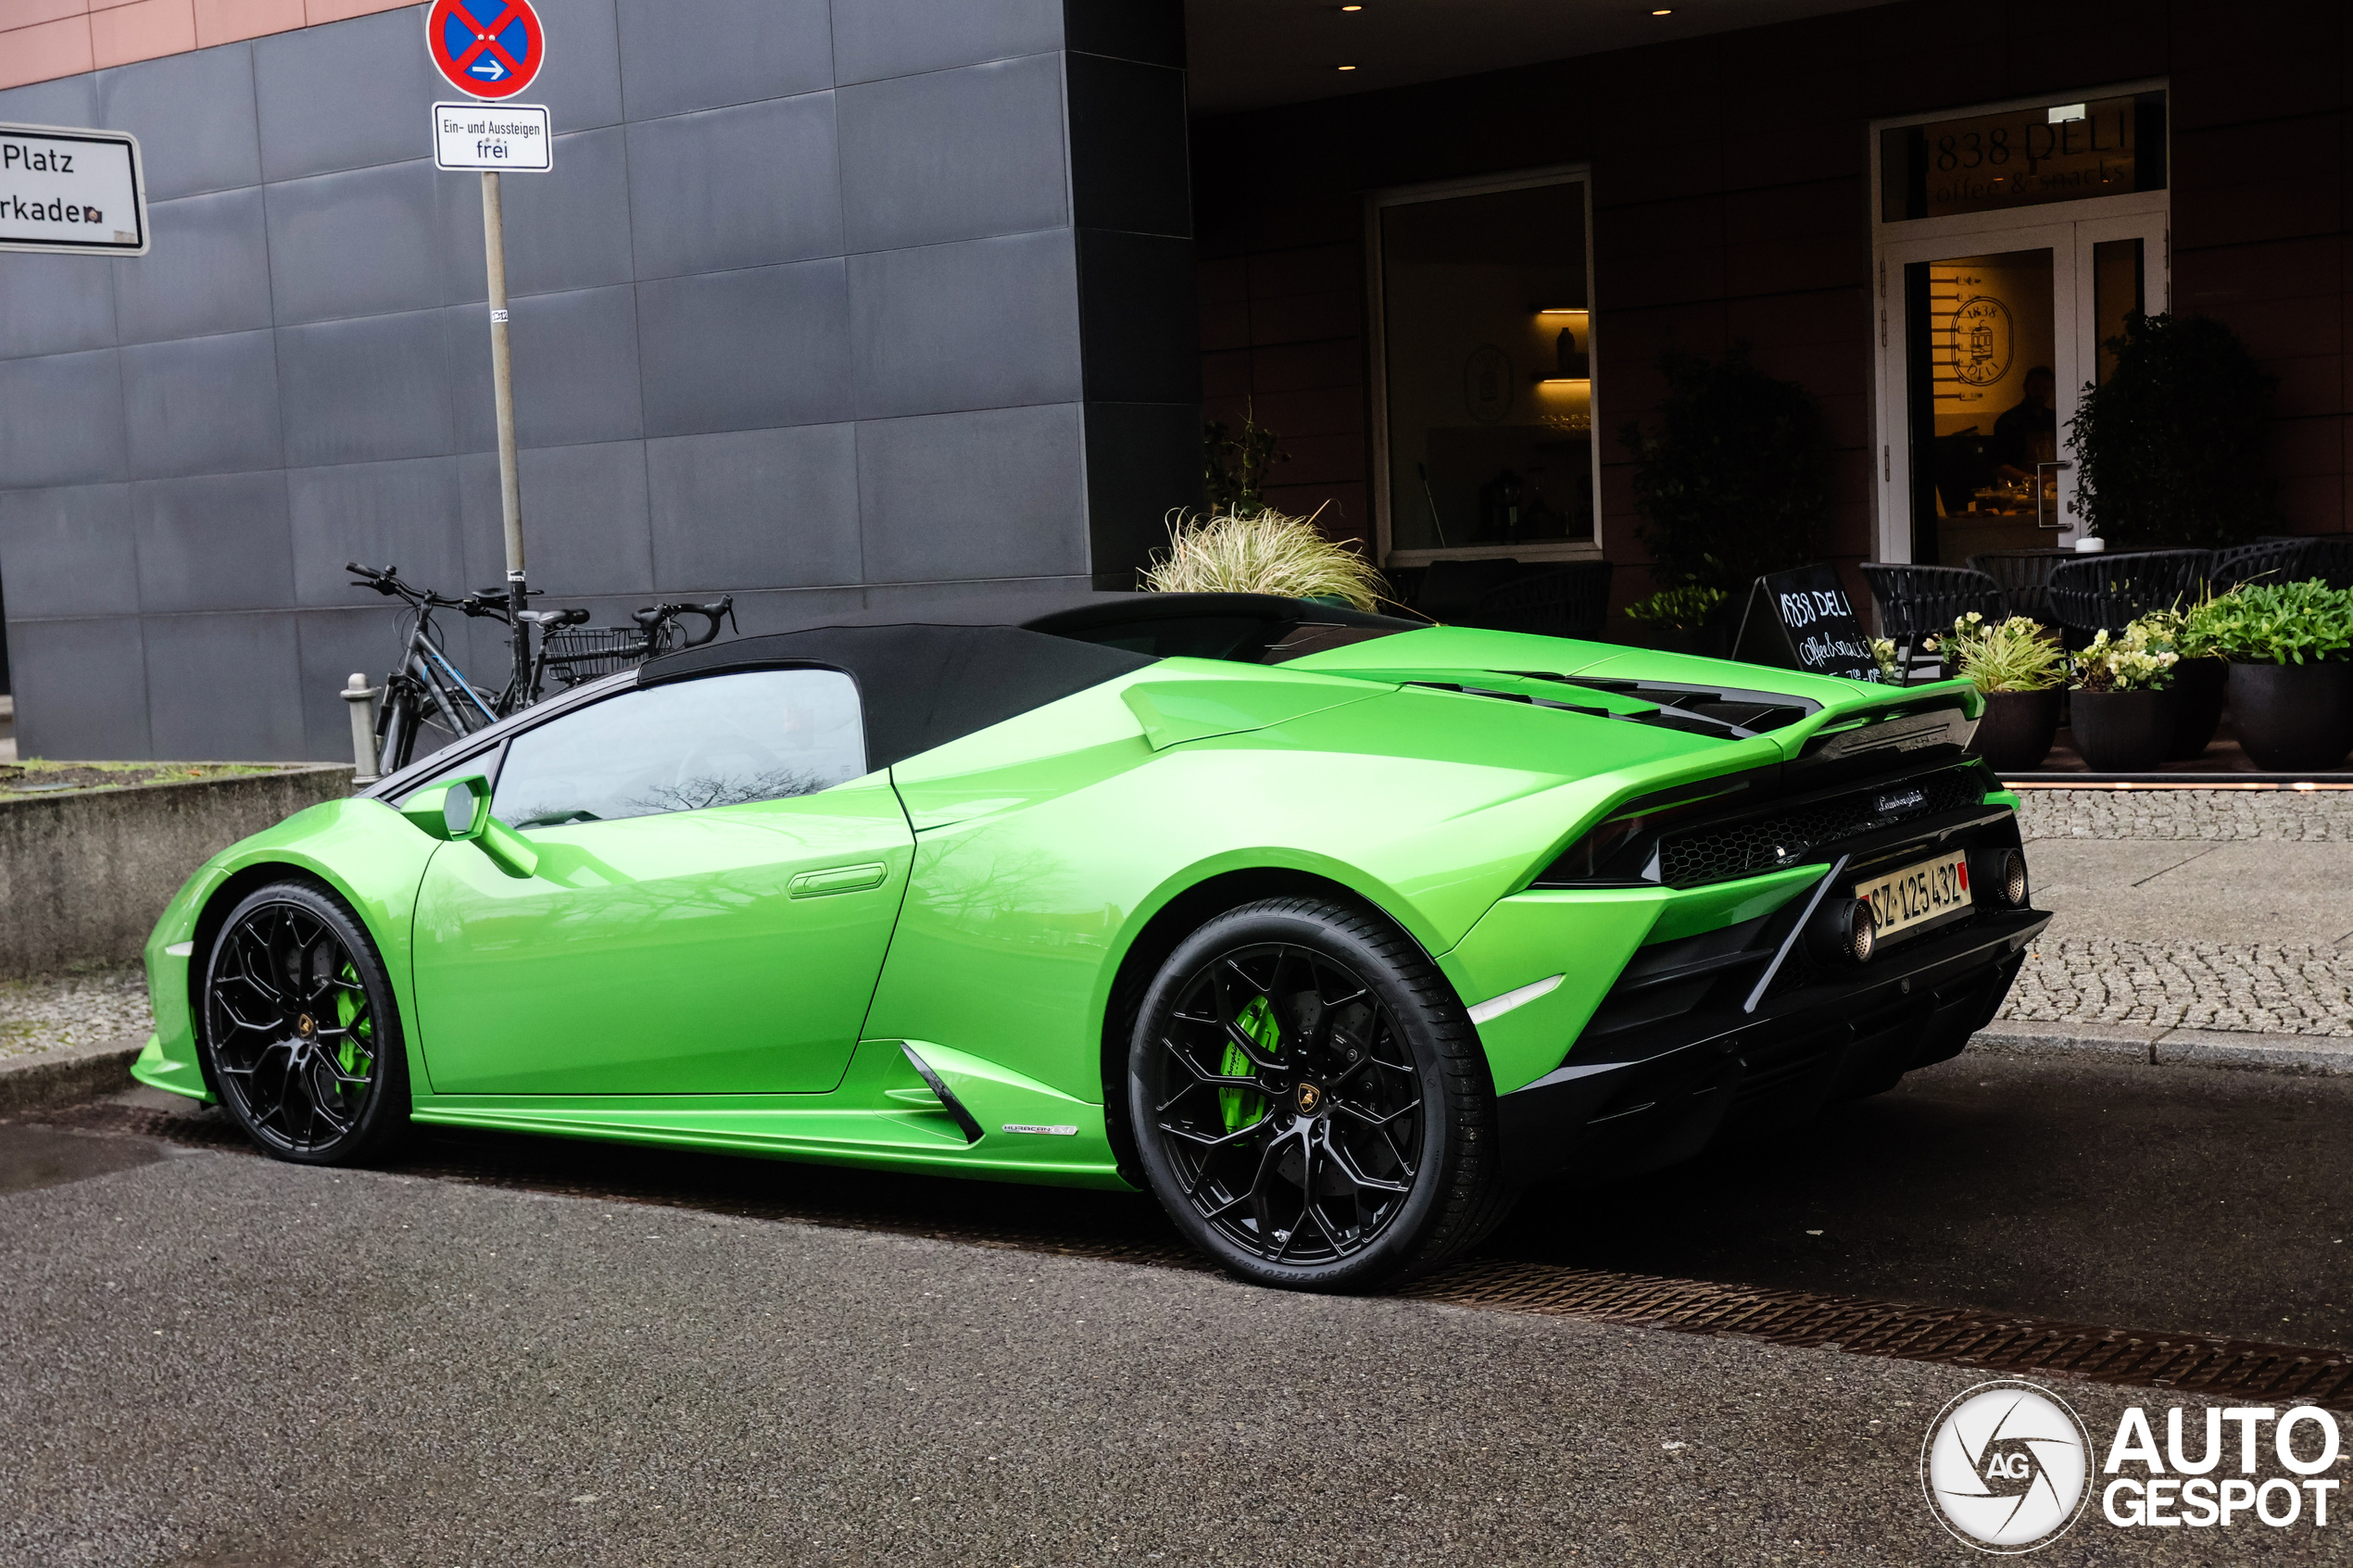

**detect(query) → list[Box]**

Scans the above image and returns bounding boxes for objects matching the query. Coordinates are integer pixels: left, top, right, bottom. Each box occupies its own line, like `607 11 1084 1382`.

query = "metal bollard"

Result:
341 672 382 789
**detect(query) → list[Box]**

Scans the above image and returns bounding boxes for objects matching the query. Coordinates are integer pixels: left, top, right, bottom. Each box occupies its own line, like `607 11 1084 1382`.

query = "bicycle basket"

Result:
539 625 660 687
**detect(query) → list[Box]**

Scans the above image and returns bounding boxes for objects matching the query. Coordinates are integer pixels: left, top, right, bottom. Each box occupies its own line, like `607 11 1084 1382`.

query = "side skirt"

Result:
408 1036 1134 1191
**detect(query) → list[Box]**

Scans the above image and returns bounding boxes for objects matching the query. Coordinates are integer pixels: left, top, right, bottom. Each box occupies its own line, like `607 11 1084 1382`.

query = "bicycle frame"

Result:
350 561 734 772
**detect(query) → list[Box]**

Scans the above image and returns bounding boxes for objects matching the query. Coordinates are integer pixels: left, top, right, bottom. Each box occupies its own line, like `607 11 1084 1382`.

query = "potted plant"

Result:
2139 598 2229 759
1140 503 1387 610
1623 585 1729 657
2066 625 2179 772
2196 580 2353 771
1621 344 1833 638
2067 312 2278 549
1942 613 2068 771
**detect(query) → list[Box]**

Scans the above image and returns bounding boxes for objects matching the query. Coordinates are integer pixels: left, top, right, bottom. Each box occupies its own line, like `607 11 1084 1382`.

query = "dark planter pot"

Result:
2228 661 2353 772
2162 658 2228 760
1967 688 2062 772
2070 689 2171 773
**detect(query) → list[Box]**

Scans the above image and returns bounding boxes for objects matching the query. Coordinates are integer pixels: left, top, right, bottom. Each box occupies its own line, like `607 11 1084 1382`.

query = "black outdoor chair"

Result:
1966 550 2070 628
1465 561 1615 638
2248 535 2353 592
2210 537 2321 593
1860 563 2009 643
2305 536 2353 591
2045 549 2213 638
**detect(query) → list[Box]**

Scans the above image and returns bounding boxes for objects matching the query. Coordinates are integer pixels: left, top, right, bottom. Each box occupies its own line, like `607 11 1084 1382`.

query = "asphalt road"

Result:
5 1051 2351 1566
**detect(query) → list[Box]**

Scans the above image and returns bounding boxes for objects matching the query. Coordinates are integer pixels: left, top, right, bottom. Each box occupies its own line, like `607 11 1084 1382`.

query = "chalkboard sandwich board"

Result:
1730 563 1883 684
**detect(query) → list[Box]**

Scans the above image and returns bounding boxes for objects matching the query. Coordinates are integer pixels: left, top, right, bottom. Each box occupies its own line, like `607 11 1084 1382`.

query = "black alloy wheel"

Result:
1128 897 1509 1291
200 882 409 1165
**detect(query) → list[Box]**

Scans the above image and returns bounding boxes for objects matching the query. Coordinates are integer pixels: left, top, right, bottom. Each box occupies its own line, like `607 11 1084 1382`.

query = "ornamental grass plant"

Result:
1140 505 1387 612
1938 612 2067 694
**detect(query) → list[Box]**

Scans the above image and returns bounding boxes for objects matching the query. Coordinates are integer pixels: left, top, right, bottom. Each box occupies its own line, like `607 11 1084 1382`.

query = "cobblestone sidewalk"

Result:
1999 939 2353 1037
0 968 152 1060
2018 787 2353 841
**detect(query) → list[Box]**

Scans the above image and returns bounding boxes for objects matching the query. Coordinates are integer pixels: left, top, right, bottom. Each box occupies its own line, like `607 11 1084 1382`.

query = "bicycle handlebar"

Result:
347 562 493 616
630 595 736 648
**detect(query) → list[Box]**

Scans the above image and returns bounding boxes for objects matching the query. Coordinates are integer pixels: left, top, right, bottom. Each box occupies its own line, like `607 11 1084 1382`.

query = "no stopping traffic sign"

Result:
425 0 547 100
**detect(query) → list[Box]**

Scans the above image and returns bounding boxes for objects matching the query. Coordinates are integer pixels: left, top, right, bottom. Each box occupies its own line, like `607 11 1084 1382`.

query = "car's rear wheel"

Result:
1126 897 1508 1291
199 882 409 1165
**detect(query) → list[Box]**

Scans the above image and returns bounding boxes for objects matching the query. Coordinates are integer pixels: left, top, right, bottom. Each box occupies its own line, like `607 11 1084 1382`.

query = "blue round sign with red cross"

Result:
424 0 547 100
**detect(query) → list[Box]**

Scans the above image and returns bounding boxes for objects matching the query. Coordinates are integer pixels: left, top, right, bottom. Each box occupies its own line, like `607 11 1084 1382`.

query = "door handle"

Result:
787 862 888 898
2036 460 2071 531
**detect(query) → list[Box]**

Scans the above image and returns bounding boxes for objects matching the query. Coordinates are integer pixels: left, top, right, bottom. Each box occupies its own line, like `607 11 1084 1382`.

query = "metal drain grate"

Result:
1403 1259 2353 1409
40 1102 2351 1408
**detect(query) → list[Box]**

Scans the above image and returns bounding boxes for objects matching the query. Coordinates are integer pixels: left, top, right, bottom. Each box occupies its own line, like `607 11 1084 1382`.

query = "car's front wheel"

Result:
1126 897 1508 1291
198 881 409 1165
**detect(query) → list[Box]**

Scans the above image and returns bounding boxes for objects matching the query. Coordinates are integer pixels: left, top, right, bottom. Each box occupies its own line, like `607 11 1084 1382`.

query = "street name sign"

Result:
425 0 547 99
433 103 552 171
0 123 146 256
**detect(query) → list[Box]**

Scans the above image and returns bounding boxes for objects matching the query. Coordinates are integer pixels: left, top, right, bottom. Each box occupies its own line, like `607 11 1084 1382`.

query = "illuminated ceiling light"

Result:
1339 4 1363 9
1336 63 1359 70
1651 6 1673 13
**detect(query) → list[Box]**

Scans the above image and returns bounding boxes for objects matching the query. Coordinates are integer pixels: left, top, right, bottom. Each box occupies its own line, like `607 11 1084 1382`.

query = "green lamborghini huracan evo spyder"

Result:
136 592 2049 1290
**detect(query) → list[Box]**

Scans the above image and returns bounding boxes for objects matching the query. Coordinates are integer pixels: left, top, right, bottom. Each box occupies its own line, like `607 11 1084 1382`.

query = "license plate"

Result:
1856 849 1971 941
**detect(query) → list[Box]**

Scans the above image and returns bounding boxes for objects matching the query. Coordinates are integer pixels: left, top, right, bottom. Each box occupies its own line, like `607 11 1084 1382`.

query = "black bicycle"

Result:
347 562 734 772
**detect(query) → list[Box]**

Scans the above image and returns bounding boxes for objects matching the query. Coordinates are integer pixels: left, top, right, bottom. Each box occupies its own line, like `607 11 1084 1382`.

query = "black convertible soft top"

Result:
638 592 1416 771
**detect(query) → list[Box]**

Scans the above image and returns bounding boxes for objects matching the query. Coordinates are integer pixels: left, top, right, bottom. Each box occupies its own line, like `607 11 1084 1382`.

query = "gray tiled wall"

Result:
0 0 1196 760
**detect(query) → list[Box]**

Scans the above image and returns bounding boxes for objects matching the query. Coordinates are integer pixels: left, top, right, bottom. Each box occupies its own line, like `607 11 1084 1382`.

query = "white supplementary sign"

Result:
432 103 551 171
0 123 146 256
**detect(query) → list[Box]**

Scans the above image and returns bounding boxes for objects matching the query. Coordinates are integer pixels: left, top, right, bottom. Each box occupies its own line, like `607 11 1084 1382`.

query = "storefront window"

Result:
1375 178 1594 558
1880 93 2166 221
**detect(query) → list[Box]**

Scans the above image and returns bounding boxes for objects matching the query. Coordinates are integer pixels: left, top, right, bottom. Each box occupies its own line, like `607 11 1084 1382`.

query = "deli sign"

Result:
1732 563 1881 684
0 124 147 255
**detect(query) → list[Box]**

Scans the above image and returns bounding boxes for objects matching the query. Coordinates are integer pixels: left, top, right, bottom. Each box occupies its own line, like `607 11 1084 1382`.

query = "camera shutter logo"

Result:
1920 1381 2093 1553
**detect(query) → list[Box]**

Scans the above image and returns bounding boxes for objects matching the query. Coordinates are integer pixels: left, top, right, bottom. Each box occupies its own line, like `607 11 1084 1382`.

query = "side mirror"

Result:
401 776 491 841
397 775 537 879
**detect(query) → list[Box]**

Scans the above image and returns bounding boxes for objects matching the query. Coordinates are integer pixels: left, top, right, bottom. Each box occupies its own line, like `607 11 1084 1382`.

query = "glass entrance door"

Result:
1880 211 2165 565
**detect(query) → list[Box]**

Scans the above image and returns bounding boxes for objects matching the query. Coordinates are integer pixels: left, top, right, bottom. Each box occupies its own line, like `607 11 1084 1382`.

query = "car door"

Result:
409 666 913 1096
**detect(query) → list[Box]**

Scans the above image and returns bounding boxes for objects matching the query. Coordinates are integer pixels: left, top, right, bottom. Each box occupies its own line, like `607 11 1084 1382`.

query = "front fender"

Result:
136 796 442 1103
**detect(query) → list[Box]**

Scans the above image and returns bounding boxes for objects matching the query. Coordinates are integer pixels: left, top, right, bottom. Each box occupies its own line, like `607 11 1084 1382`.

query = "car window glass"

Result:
491 669 865 830
389 741 502 810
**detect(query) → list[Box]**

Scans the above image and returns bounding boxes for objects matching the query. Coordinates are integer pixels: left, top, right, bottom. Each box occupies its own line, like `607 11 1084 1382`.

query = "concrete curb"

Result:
1971 1019 2353 1075
0 1035 146 1115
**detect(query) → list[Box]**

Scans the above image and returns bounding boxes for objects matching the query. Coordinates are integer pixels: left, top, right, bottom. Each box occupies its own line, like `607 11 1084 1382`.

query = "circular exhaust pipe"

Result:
1806 897 1876 966
1972 848 2030 909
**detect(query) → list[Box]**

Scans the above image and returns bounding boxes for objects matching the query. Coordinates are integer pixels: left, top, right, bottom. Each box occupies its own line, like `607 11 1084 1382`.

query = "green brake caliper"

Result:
1221 994 1277 1133
334 961 371 1081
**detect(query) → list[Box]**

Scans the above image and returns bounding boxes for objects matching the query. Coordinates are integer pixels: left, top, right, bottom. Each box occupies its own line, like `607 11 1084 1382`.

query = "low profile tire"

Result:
1126 897 1507 1292
198 881 410 1165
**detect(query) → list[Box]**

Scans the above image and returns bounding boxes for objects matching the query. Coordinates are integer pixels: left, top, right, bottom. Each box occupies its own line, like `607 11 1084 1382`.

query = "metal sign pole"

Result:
480 168 531 705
